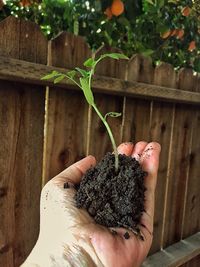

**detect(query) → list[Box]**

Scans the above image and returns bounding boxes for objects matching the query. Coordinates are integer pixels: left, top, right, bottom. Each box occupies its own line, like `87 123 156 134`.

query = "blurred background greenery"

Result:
0 0 199 72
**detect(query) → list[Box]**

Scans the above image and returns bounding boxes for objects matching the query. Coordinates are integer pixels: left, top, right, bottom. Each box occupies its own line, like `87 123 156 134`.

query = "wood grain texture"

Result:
142 232 200 267
182 73 200 239
0 16 20 267
122 55 153 143
44 32 92 182
88 46 126 161
149 63 177 254
180 254 200 267
1 55 200 105
162 69 197 248
0 16 46 267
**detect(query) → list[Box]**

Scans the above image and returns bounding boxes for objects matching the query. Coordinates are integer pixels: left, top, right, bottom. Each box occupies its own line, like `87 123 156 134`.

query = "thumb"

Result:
52 155 96 185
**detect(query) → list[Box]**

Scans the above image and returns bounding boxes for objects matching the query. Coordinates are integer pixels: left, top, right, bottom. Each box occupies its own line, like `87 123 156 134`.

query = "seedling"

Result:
42 53 128 171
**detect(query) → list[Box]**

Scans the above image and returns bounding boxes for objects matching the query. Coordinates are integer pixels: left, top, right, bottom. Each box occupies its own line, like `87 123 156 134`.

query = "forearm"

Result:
21 238 97 267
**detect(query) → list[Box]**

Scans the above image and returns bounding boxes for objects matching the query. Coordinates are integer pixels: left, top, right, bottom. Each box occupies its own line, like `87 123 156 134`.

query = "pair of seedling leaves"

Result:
42 52 129 171
42 53 128 120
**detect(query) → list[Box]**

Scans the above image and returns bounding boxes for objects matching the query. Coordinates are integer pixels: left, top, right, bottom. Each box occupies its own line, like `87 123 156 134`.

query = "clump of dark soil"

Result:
75 152 147 233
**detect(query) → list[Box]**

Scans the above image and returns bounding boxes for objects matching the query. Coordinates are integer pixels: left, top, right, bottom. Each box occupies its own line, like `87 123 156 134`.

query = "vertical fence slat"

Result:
89 47 126 161
149 63 177 254
182 74 200 239
163 69 197 248
122 55 153 144
0 16 47 267
44 33 92 182
0 16 20 267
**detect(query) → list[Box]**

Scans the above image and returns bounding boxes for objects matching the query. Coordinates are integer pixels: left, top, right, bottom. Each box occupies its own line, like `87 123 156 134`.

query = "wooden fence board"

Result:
89 47 126 161
0 17 46 267
180 254 200 267
122 55 153 143
0 16 20 58
44 32 92 182
149 63 177 254
162 69 197 248
142 232 200 267
0 16 20 267
182 74 200 239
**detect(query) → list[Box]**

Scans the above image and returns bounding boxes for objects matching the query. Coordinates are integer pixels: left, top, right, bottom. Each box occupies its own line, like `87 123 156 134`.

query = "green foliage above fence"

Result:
0 0 199 72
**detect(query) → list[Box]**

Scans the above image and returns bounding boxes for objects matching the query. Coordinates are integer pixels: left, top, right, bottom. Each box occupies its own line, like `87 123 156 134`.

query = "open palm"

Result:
23 142 160 267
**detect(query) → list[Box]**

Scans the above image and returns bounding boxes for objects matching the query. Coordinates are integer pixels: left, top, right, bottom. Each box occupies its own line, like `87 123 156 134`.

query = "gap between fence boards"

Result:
0 56 199 105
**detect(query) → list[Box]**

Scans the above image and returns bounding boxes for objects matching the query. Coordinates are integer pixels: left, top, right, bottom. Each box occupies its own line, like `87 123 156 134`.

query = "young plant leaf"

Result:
80 77 94 105
54 74 65 84
101 53 129 60
67 70 77 79
75 67 89 77
84 58 96 68
41 70 59 80
104 112 122 120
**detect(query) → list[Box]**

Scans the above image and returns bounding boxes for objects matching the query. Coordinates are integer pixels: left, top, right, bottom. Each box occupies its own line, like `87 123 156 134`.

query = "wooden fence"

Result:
0 16 200 267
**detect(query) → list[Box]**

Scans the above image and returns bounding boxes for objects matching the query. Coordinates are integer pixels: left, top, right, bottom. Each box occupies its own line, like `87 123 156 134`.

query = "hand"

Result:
22 141 161 267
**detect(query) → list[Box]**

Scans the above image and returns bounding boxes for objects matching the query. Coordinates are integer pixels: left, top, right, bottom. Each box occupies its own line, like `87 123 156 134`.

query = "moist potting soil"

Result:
75 152 147 233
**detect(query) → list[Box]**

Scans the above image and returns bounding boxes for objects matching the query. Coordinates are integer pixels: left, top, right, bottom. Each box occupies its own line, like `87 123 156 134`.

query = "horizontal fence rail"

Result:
143 232 200 267
0 56 200 105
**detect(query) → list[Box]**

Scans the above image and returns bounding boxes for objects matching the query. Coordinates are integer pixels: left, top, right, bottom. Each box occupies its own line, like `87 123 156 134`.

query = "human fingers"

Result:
140 142 161 233
117 142 134 156
131 141 148 161
52 155 96 185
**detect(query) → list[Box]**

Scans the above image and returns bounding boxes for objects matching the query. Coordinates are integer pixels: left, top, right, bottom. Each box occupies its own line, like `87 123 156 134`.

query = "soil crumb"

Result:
75 153 147 231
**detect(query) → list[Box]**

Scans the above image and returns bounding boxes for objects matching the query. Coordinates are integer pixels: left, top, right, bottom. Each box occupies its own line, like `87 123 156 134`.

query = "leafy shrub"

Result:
1 0 199 72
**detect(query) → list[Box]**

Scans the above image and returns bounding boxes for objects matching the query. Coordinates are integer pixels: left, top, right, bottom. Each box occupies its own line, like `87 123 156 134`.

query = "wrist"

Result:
21 236 70 267
21 235 98 267
21 237 52 267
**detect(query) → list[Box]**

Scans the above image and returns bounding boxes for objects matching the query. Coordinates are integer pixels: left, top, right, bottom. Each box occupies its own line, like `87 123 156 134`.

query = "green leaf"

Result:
157 0 164 8
146 0 154 5
118 17 131 27
101 53 129 60
167 0 178 3
54 74 65 84
104 112 122 120
84 58 96 68
80 77 94 105
75 67 89 77
194 58 200 73
141 49 154 56
67 70 77 79
156 24 169 34
73 20 79 35
41 70 59 80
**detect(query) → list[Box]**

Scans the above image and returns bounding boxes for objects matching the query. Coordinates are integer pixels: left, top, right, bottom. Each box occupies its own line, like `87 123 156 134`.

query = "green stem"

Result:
65 74 82 89
92 104 119 172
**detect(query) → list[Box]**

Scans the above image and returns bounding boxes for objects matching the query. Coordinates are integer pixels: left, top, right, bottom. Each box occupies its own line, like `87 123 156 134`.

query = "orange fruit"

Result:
176 29 184 39
104 7 113 19
161 30 171 39
188 41 196 51
111 0 124 16
181 6 191 16
19 0 31 7
171 29 178 37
